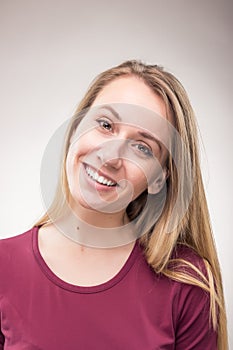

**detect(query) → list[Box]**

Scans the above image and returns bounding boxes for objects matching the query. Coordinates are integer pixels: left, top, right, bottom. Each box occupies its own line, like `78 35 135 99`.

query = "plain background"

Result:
0 0 232 346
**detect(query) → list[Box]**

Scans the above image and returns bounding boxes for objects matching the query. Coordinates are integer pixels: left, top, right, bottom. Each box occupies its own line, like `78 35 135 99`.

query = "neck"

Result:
68 198 129 228
51 199 136 248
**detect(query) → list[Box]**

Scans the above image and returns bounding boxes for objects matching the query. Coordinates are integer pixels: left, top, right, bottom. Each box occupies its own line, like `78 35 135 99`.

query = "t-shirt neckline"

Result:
32 226 140 294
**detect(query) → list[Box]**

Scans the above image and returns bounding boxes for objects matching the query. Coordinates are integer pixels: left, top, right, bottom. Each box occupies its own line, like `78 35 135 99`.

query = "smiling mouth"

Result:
85 165 117 187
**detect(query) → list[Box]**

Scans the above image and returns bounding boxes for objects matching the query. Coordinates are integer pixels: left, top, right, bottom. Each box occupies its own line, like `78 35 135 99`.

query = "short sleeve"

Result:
175 282 217 349
0 241 6 349
0 332 4 349
0 318 4 349
0 304 5 348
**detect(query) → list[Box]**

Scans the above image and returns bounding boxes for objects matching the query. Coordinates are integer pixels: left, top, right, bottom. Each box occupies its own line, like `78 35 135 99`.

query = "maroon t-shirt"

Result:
0 227 217 349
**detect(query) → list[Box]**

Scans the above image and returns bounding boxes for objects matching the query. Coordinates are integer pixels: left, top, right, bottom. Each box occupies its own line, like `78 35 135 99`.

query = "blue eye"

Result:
134 143 153 157
97 119 113 131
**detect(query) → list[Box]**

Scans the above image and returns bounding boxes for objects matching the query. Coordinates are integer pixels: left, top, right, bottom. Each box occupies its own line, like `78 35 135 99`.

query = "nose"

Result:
96 140 125 170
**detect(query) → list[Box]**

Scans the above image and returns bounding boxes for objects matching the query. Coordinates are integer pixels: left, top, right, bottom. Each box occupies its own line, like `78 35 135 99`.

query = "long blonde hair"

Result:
36 60 228 349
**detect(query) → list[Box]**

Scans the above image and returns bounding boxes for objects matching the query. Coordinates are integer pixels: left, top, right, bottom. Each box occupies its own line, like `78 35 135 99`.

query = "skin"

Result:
38 76 170 286
66 76 169 227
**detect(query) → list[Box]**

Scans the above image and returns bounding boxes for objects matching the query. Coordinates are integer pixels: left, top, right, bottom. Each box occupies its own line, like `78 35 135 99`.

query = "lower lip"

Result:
83 164 118 192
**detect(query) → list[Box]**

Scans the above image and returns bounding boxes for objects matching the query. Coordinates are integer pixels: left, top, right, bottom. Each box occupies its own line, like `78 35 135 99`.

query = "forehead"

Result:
92 76 168 121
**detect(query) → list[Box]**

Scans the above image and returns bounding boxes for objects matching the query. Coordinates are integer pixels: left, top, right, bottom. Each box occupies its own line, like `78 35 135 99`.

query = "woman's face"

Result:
66 76 171 215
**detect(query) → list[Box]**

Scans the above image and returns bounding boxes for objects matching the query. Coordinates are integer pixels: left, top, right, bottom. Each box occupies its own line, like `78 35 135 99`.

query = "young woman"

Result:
0 60 228 349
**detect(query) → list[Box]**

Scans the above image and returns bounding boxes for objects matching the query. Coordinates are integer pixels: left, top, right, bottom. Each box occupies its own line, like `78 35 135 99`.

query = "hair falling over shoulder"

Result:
35 60 228 349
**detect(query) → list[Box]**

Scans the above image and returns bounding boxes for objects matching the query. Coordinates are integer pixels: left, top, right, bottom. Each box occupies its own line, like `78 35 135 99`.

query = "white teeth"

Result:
85 166 116 186
98 176 104 183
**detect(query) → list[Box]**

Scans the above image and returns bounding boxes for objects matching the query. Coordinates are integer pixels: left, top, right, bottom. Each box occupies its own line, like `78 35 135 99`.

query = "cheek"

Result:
66 137 89 191
127 165 148 195
68 133 97 162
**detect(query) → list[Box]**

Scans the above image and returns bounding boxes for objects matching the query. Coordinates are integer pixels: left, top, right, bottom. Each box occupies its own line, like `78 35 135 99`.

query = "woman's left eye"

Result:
134 143 153 157
97 119 113 131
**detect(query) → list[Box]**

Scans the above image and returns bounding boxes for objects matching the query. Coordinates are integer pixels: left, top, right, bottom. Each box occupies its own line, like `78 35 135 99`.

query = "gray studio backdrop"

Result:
0 0 232 346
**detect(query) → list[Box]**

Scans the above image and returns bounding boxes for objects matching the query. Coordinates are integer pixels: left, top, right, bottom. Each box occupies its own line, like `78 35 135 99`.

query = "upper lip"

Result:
83 163 118 185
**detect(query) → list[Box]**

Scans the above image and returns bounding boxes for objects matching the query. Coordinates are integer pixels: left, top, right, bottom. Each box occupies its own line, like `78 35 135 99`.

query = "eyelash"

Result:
132 143 153 157
97 118 113 132
96 118 153 158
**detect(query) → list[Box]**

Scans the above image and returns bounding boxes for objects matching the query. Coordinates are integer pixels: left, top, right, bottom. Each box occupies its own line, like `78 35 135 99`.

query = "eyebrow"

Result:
99 105 122 121
98 105 162 152
138 131 162 152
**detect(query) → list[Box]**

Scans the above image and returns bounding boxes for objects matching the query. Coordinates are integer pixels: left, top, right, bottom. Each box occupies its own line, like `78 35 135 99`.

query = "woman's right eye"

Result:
96 119 113 132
